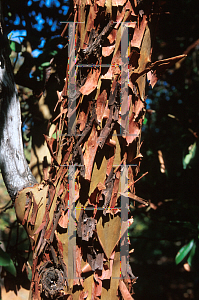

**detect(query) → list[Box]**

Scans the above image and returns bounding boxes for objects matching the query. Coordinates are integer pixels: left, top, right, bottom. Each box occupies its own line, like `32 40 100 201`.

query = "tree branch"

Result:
0 6 37 200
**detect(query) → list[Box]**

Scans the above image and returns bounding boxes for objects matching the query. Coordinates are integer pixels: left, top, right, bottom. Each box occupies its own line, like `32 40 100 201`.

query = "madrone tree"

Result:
0 0 185 299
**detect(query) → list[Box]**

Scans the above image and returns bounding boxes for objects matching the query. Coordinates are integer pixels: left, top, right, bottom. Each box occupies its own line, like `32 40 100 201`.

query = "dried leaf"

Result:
130 153 143 166
83 123 99 181
33 219 47 236
97 182 106 191
96 0 106 6
147 54 187 87
112 0 127 6
125 115 141 145
133 97 145 120
79 68 101 95
101 67 113 80
78 101 90 132
119 280 135 300
57 182 65 197
96 89 108 122
79 291 89 299
120 191 148 206
92 274 102 297
82 263 92 274
126 21 136 28
95 258 114 281
58 210 68 228
74 246 83 286
107 28 117 44
102 44 115 57
106 146 116 177
53 108 67 122
114 0 130 27
101 251 120 299
131 15 147 48
102 50 121 80
131 54 187 87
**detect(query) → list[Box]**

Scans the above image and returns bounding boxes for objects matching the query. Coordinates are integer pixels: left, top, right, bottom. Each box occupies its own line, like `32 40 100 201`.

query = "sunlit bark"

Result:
0 1 185 299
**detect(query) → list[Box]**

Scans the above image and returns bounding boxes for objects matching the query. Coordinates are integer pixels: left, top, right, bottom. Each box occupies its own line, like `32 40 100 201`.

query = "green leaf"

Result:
175 239 194 265
41 62 50 67
143 117 147 125
0 248 12 266
187 241 196 267
4 260 17 277
51 132 57 139
50 50 58 56
51 130 62 139
0 248 17 277
28 268 32 281
10 41 22 53
183 142 197 169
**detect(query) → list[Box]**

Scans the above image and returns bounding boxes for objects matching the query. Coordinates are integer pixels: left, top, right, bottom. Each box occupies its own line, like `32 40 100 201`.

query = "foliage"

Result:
127 0 199 298
175 239 195 265
0 245 16 277
4 0 70 48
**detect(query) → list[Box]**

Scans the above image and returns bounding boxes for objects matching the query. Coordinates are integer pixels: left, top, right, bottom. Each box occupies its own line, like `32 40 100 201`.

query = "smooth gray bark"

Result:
0 46 37 201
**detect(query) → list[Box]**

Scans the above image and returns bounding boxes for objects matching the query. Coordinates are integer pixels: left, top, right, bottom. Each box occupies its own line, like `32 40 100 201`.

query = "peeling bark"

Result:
0 0 185 299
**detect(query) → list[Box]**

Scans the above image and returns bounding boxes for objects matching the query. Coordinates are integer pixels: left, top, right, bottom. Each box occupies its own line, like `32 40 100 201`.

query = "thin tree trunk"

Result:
0 0 186 299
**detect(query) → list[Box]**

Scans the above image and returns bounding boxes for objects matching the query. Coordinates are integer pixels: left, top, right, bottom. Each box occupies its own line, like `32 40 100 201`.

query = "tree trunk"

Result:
0 0 186 299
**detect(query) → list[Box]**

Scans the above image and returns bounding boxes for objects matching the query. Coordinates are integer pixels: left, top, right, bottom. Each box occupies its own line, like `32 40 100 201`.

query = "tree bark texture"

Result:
0 0 186 299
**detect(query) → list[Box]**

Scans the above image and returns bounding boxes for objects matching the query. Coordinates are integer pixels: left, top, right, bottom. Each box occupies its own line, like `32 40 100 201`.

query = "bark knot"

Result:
41 266 65 299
